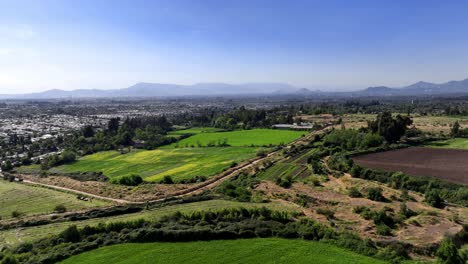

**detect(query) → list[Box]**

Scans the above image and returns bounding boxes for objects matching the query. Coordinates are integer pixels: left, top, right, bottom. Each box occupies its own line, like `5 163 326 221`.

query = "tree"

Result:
82 125 95 138
367 112 412 143
54 204 67 213
451 121 460 137
107 117 120 134
436 237 464 264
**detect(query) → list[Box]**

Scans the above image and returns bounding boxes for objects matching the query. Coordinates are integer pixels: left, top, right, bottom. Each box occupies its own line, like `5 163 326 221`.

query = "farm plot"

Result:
0 180 110 219
353 147 468 185
50 147 258 182
167 129 305 147
60 238 386 264
257 148 315 180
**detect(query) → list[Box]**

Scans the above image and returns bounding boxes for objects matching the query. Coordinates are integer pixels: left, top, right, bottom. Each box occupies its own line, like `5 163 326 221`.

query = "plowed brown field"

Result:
353 147 468 185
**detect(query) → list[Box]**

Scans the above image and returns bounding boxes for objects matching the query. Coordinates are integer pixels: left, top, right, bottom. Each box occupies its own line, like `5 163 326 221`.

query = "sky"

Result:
1 0 468 94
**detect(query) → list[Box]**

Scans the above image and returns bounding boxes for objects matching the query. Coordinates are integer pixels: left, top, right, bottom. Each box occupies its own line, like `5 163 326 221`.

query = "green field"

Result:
0 180 109 219
47 147 258 182
167 129 305 147
0 200 299 246
424 138 468 149
60 238 387 264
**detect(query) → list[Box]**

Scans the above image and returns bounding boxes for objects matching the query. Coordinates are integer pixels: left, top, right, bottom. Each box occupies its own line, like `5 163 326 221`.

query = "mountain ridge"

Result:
2 77 468 99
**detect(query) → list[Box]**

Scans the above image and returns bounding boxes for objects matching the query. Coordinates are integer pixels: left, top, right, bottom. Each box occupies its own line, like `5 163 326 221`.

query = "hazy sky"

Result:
1 0 468 94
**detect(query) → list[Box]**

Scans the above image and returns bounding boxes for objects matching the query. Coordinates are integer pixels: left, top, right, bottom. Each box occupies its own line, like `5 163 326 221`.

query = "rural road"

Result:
21 127 331 205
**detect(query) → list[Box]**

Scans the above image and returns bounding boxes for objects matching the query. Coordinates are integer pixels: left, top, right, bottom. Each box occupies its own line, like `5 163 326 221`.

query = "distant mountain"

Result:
0 82 299 99
357 78 468 96
2 77 468 99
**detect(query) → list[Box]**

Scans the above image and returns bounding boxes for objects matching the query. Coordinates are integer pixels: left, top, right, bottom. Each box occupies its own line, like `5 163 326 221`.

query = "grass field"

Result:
60 238 387 264
167 129 305 147
0 199 299 246
46 147 258 182
424 138 468 149
0 180 109 219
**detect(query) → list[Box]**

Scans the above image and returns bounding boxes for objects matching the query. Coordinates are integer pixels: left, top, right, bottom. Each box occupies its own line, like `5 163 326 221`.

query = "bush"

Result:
425 190 444 208
316 208 335 219
59 225 81 243
161 176 174 184
367 187 386 202
11 211 21 218
436 237 464 264
256 150 267 158
348 187 362 198
376 224 392 236
112 174 143 186
54 204 67 213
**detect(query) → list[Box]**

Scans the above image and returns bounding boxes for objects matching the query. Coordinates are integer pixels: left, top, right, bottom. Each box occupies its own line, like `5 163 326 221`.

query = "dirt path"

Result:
20 127 332 205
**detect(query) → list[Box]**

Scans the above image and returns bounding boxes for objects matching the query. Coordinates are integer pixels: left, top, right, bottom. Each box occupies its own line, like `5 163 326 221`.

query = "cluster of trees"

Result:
3 207 428 264
62 116 175 157
366 112 412 143
214 106 294 130
41 149 77 170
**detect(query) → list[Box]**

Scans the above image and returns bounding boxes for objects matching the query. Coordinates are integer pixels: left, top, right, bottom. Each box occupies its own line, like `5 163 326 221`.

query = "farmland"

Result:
353 147 468 185
0 180 110 219
167 129 305 147
256 148 315 180
49 147 258 182
59 238 387 264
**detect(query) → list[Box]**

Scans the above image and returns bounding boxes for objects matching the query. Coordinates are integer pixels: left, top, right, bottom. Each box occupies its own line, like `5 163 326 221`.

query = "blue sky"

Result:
1 0 468 93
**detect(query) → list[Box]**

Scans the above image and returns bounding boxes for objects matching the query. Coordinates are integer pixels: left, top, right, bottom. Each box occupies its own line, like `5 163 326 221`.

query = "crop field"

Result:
424 138 468 149
0 199 299 246
257 148 314 180
59 238 387 264
0 180 109 219
49 147 258 182
167 129 305 147
353 147 468 185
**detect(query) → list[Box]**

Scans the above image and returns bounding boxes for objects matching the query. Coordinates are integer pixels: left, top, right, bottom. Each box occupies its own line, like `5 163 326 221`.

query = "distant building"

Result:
272 123 314 130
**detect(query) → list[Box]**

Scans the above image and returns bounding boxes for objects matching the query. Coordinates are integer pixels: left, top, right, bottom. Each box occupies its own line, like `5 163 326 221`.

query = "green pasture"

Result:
48 147 258 182
0 180 109 220
424 138 468 149
60 238 387 264
167 129 305 147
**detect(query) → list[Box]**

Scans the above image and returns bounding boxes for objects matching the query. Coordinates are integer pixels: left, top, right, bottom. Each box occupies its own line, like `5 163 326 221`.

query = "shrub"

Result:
113 174 143 186
425 190 444 208
348 187 362 198
59 225 81 243
11 211 21 218
436 237 464 264
367 187 386 202
256 150 267 158
316 208 335 219
54 204 67 213
376 224 392 236
161 176 174 184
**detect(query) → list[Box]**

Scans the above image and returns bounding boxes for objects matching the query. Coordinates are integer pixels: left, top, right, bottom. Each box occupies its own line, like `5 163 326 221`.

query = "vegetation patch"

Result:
45 147 259 182
169 129 304 148
0 180 109 220
59 238 388 264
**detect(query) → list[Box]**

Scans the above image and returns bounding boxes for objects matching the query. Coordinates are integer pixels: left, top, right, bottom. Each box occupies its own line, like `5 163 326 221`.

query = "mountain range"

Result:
1 78 468 99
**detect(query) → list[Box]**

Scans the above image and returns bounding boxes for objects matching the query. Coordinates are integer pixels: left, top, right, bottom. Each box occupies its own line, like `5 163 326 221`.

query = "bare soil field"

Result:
353 147 468 185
